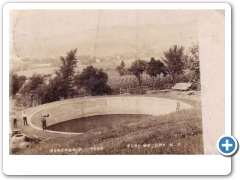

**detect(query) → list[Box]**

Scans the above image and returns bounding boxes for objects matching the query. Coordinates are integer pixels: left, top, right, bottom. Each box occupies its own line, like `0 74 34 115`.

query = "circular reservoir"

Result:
29 96 192 134
47 114 151 133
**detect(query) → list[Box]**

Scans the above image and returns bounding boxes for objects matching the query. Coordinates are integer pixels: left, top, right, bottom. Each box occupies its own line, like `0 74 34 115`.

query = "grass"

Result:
11 93 203 155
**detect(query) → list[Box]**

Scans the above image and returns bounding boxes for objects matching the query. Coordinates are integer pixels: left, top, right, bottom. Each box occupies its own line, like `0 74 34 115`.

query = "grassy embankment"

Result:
11 93 203 155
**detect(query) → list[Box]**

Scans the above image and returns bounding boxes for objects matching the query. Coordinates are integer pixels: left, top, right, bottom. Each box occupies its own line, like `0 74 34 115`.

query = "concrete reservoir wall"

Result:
30 96 192 129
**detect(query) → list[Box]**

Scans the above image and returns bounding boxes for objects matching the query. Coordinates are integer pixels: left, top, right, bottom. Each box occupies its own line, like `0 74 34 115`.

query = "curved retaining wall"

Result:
29 96 192 132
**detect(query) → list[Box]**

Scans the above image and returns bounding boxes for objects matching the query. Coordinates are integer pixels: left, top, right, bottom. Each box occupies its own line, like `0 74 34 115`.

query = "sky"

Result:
9 10 224 60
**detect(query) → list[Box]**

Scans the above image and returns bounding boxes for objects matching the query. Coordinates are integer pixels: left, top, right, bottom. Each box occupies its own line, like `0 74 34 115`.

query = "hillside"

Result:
11 22 198 61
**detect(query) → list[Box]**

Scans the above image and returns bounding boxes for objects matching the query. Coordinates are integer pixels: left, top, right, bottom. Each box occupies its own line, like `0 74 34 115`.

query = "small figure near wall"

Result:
12 113 17 128
41 114 49 131
22 111 28 126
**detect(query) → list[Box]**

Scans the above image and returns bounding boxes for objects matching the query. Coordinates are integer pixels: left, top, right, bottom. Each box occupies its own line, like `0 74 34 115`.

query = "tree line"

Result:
10 44 200 107
116 44 200 93
10 49 111 106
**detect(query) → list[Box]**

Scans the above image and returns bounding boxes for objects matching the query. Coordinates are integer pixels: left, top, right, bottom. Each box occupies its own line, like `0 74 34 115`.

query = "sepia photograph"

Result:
8 8 225 156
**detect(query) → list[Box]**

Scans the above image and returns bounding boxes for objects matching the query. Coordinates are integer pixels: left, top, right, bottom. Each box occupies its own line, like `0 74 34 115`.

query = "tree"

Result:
162 45 187 83
10 73 27 96
146 57 166 89
188 44 200 82
74 66 112 96
129 60 147 94
27 74 71 105
39 76 63 104
10 73 19 96
116 60 126 76
56 49 78 99
19 74 45 106
18 75 27 90
29 74 45 91
34 83 48 105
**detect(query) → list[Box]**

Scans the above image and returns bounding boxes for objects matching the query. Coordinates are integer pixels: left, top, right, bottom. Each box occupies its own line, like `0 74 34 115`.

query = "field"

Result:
15 67 57 77
15 64 121 79
10 92 203 155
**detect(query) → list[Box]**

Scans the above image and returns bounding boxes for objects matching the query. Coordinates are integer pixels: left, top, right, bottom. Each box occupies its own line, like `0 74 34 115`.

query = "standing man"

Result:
41 114 49 131
22 111 28 126
12 113 17 128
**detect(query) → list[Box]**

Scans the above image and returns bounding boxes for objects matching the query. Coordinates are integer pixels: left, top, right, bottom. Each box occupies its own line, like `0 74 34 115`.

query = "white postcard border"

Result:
3 2 231 175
